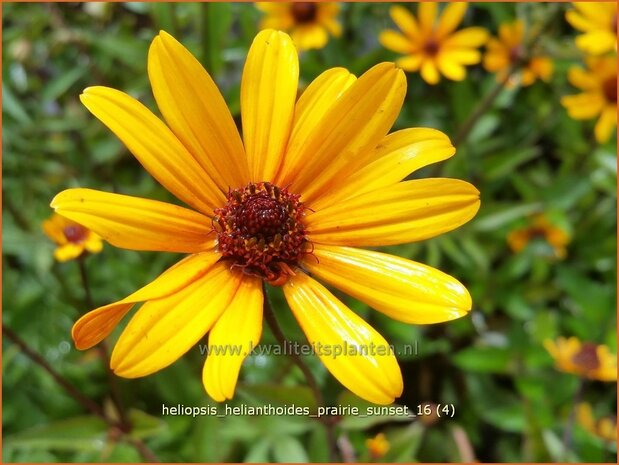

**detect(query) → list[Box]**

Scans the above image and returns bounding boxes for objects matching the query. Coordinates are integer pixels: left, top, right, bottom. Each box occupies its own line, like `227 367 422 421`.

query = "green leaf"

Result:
244 438 272 463
127 409 166 439
2 83 32 124
237 383 317 410
472 203 541 232
272 435 309 463
4 416 108 452
452 346 512 374
42 67 86 102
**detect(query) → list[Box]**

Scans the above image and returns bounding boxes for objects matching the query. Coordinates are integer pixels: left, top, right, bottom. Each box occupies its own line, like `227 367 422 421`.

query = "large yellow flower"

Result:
561 55 617 144
544 337 617 382
43 213 103 262
257 2 341 50
379 3 488 85
51 30 480 405
483 19 553 87
566 2 617 55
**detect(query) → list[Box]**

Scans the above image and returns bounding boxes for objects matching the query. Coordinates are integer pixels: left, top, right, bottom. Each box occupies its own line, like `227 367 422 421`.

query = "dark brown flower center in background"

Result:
213 182 310 285
509 45 525 64
291 2 318 24
602 76 617 103
63 224 88 243
572 342 601 372
424 38 440 56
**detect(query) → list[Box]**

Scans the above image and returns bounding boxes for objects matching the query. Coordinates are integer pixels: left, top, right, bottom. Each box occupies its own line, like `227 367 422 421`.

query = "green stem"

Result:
76 257 130 432
2 324 105 418
561 378 585 461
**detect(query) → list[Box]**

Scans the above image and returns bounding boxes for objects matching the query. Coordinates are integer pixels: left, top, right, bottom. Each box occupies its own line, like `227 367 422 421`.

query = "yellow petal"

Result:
72 252 220 350
111 263 242 378
241 29 299 182
421 59 440 84
443 27 489 48
483 50 509 72
312 128 455 210
561 92 605 119
323 18 342 37
440 48 482 65
84 235 103 254
43 215 68 245
306 245 472 324
51 188 215 253
567 66 598 90
307 178 480 247
417 2 437 34
520 68 536 87
396 54 423 71
148 32 249 191
202 276 263 402
282 63 406 203
499 20 523 48
54 244 84 262
573 2 615 25
594 106 617 143
575 30 617 55
565 10 597 32
379 30 414 54
277 67 356 183
255 2 289 14
283 272 403 405
389 5 420 39
436 2 468 39
292 68 356 131
529 56 553 81
437 55 467 81
80 87 223 215
291 24 329 50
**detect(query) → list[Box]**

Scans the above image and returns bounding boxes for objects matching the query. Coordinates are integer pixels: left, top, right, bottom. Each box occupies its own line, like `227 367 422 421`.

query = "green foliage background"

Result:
2 2 617 463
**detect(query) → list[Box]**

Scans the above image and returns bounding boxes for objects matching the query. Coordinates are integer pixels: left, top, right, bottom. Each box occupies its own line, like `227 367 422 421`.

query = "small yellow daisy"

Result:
566 2 617 55
507 215 569 259
379 2 488 84
366 432 390 459
43 213 103 262
256 2 341 50
544 337 617 382
483 19 553 87
561 55 617 144
577 403 617 443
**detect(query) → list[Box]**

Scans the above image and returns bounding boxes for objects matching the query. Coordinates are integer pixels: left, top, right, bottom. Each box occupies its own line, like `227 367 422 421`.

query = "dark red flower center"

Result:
213 182 310 285
291 2 318 23
63 224 88 243
572 342 601 372
602 76 617 103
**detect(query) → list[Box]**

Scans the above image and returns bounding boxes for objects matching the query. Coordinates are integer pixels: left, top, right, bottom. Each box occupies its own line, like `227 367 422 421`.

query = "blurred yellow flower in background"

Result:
544 337 617 382
256 2 341 50
577 403 617 443
507 215 569 258
379 2 488 84
366 433 390 459
561 55 617 144
52 30 480 405
43 213 103 262
483 19 553 87
566 2 617 55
